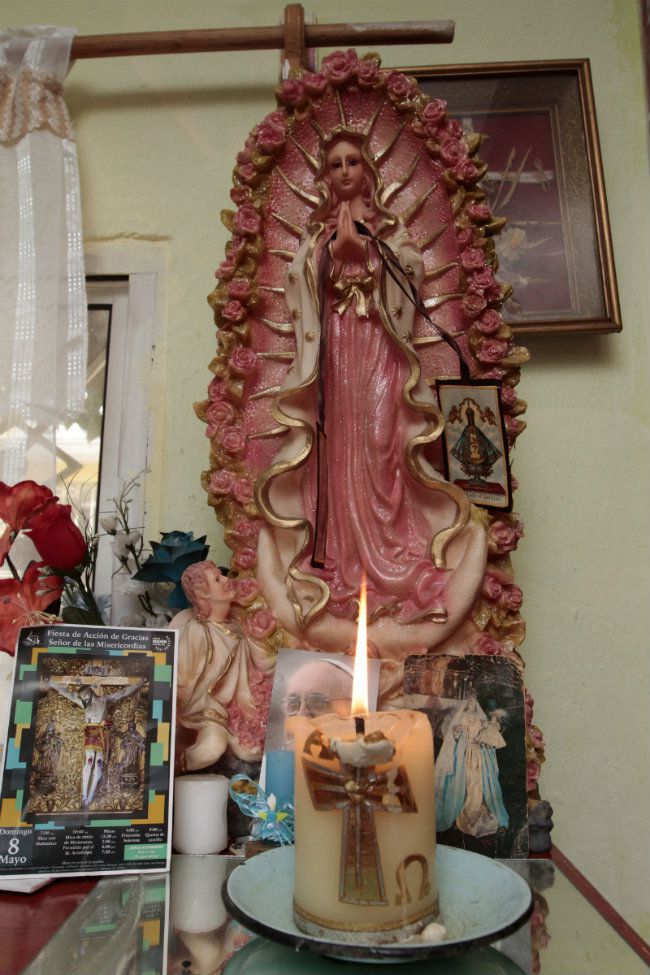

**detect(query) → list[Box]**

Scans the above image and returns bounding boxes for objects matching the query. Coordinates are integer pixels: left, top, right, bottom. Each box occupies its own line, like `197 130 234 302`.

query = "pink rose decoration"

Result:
221 426 247 457
265 109 286 126
232 477 254 505
499 584 523 612
236 141 253 166
209 470 234 495
236 163 258 186
469 268 501 302
227 671 272 752
357 59 380 88
206 400 236 437
256 118 286 154
322 49 357 85
235 518 260 540
215 256 237 281
235 576 260 606
477 310 502 335
455 160 480 183
505 415 519 443
386 70 417 101
443 117 464 140
230 185 252 206
227 278 252 302
527 759 540 792
229 346 258 377
529 725 544 750
462 293 488 319
525 690 534 726
221 300 247 324
302 71 329 97
476 338 509 365
208 377 229 402
247 607 277 640
482 573 503 602
468 202 492 223
279 77 306 107
471 633 503 656
440 138 467 167
233 205 261 237
422 98 447 131
455 226 474 249
500 384 517 408
489 519 521 554
460 247 485 272
216 237 247 280
234 546 257 570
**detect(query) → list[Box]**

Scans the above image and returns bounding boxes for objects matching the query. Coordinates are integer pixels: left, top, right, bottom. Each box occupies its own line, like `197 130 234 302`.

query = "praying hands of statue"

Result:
331 202 368 264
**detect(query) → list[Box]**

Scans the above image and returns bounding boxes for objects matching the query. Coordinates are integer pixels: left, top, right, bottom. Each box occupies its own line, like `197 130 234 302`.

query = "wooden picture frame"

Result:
403 60 621 335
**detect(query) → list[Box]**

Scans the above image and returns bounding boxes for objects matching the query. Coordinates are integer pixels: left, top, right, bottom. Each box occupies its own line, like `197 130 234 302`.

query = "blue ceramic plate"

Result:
223 845 533 964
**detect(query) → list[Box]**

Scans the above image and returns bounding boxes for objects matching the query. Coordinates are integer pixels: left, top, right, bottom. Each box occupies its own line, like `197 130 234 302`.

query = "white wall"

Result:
4 0 649 935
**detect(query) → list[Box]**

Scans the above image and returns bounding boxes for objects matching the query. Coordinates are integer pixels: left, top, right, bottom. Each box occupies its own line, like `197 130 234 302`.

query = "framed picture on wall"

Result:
402 60 621 335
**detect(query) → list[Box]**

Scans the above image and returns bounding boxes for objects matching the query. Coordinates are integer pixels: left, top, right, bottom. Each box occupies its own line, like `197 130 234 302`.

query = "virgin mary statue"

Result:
255 127 487 656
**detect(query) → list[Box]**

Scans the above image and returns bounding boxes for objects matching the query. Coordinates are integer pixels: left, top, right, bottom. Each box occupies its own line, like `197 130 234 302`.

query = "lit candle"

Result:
289 579 439 943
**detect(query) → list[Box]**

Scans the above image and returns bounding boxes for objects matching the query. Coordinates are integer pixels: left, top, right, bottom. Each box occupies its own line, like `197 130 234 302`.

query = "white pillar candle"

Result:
170 855 228 932
173 774 229 855
289 710 438 943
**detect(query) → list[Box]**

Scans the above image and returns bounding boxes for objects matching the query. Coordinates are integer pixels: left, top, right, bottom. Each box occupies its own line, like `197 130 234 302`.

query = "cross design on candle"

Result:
301 729 417 906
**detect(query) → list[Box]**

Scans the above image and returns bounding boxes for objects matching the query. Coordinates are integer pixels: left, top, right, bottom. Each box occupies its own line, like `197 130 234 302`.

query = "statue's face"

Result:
199 565 234 605
326 138 365 201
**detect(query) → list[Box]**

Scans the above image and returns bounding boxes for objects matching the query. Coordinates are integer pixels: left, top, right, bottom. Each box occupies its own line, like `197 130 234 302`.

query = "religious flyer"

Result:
0 623 177 879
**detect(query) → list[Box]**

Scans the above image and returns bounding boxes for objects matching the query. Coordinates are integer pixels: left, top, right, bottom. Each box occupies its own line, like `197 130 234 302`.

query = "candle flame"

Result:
351 575 368 716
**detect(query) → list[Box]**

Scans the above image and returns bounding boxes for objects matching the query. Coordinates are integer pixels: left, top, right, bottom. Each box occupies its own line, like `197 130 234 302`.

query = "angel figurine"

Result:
171 561 275 771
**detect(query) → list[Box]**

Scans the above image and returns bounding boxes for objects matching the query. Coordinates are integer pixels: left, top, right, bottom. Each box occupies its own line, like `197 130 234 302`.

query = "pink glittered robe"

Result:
256 220 487 653
302 230 447 623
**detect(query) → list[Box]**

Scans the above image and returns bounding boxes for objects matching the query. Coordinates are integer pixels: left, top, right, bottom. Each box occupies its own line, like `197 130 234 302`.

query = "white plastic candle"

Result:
289 579 438 942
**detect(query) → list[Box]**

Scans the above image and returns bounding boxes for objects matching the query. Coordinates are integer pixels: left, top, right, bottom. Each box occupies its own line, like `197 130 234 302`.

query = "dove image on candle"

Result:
289 579 438 942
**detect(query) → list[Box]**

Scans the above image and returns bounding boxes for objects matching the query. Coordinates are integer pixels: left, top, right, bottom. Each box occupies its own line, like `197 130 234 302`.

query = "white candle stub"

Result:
172 774 229 855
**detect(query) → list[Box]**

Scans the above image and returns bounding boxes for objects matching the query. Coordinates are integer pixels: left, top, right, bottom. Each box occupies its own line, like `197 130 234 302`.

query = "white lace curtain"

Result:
0 26 88 486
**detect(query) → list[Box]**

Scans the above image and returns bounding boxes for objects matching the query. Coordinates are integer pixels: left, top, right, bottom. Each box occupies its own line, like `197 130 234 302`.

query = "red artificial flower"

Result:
28 503 87 572
0 526 12 567
0 480 58 567
0 563 63 654
0 480 57 533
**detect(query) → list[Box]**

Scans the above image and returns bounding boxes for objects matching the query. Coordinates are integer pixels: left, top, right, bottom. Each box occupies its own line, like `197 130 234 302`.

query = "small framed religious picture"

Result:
437 379 512 511
403 59 621 335
402 653 528 858
0 623 177 879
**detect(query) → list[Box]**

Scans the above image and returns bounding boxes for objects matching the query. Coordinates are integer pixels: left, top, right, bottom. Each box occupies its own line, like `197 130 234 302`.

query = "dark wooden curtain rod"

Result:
70 20 454 60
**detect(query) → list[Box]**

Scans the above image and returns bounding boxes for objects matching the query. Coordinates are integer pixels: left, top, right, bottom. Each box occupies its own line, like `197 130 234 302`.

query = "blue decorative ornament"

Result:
229 774 295 845
133 530 209 609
